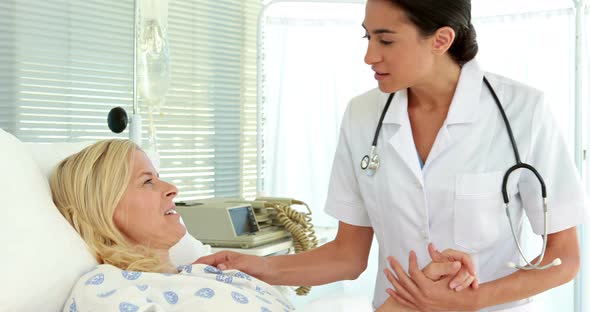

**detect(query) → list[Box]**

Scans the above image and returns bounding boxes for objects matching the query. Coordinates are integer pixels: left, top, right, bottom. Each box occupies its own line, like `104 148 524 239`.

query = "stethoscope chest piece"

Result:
360 155 370 170
360 93 395 177
361 147 380 176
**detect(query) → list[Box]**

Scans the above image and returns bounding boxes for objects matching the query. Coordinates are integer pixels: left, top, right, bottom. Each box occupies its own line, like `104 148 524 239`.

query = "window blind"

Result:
162 0 260 200
0 0 261 201
0 0 134 141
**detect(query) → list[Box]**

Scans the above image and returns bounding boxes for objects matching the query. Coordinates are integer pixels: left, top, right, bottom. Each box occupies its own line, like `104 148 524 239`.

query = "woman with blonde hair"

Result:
50 139 295 311
50 139 181 273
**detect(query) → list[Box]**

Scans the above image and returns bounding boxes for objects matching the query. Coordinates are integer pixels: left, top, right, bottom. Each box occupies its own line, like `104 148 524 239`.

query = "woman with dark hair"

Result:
198 1 587 311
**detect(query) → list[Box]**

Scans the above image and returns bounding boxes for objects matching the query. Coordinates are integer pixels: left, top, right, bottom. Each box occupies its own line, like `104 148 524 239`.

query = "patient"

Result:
50 139 295 311
50 139 467 312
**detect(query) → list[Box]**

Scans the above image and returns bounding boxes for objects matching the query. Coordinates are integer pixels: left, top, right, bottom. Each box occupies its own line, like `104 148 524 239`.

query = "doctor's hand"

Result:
194 251 272 282
384 251 479 312
424 243 479 292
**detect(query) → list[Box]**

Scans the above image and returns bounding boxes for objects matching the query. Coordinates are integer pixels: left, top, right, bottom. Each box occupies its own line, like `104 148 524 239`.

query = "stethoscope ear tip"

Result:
507 262 517 269
552 258 562 266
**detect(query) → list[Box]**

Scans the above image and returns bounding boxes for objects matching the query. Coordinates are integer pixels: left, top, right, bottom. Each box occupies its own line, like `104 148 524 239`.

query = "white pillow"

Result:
25 141 93 178
0 131 97 312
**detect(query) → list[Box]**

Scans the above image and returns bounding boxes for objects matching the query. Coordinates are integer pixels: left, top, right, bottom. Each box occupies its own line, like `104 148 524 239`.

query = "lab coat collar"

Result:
445 60 484 125
381 89 409 125
381 59 484 125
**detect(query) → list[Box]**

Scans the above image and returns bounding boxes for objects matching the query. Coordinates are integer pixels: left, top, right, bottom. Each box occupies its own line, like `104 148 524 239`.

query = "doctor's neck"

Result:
407 56 461 112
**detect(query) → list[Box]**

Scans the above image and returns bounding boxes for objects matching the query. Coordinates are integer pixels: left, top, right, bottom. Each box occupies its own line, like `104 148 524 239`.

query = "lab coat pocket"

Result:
454 171 504 252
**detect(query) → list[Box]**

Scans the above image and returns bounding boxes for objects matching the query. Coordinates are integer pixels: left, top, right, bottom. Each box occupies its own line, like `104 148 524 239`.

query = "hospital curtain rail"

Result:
0 0 261 201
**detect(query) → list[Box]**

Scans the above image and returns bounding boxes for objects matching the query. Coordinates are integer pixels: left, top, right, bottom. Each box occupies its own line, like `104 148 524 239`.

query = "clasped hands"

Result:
383 243 479 312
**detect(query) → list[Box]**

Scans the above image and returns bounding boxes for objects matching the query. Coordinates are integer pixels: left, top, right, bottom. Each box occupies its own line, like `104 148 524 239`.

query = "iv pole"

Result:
107 0 142 146
130 0 142 145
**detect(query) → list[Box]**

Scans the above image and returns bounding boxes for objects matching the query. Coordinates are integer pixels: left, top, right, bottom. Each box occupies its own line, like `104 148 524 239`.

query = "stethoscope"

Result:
360 76 561 271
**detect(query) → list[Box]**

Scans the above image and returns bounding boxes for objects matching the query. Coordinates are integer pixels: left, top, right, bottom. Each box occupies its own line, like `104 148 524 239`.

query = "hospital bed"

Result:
0 129 373 311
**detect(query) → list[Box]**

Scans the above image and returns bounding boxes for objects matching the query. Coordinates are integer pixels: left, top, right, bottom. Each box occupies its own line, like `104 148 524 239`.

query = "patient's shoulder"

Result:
79 264 119 276
74 264 150 286
73 264 115 287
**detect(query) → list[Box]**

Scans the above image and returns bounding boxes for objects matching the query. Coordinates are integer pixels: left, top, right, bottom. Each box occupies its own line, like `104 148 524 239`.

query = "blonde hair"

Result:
50 139 170 273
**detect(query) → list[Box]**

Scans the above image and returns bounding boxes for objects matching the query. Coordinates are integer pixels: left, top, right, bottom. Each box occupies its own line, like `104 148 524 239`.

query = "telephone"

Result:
175 197 318 295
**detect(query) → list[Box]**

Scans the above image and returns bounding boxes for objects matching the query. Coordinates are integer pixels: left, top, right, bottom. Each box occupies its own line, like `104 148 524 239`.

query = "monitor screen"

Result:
229 206 256 236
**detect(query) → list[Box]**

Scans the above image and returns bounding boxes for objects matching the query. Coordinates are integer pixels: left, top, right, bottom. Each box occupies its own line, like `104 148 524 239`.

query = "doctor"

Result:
198 0 588 311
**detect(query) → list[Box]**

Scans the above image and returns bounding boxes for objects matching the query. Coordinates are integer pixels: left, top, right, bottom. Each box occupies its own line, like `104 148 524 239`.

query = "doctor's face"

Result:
113 150 185 250
363 0 435 93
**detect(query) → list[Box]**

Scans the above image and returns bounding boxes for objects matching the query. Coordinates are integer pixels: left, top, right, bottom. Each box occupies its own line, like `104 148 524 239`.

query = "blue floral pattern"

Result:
136 284 149 292
66 264 294 311
163 291 179 304
69 299 77 312
255 285 267 295
121 271 142 281
231 291 249 304
204 265 222 274
84 273 104 286
215 274 233 284
97 289 117 298
118 302 139 312
234 271 252 281
177 264 193 274
195 287 216 299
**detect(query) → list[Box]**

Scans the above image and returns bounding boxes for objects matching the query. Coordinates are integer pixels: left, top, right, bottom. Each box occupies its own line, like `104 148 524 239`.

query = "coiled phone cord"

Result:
265 200 318 295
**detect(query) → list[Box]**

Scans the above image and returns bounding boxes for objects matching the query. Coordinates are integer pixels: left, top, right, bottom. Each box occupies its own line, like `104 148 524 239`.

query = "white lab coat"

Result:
325 60 589 311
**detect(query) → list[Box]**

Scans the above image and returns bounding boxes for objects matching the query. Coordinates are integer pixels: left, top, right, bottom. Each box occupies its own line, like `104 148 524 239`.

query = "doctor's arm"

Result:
263 221 375 285
385 226 580 311
196 221 374 286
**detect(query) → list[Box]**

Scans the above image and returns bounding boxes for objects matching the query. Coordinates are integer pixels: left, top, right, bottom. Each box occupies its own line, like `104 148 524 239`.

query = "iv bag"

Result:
137 0 170 113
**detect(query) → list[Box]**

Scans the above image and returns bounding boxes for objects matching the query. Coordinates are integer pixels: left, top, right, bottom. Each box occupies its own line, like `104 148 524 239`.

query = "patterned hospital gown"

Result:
63 264 295 312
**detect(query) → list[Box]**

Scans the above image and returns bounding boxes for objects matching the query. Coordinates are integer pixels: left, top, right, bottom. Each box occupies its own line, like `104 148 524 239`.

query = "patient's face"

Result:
113 150 186 250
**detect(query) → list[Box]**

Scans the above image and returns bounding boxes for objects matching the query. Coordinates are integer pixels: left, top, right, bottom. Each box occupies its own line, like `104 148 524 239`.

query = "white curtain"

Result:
262 2 371 226
261 1 587 310
475 8 576 145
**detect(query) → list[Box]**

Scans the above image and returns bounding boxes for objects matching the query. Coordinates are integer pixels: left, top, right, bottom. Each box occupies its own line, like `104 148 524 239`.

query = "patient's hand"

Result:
195 251 272 282
423 243 479 292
